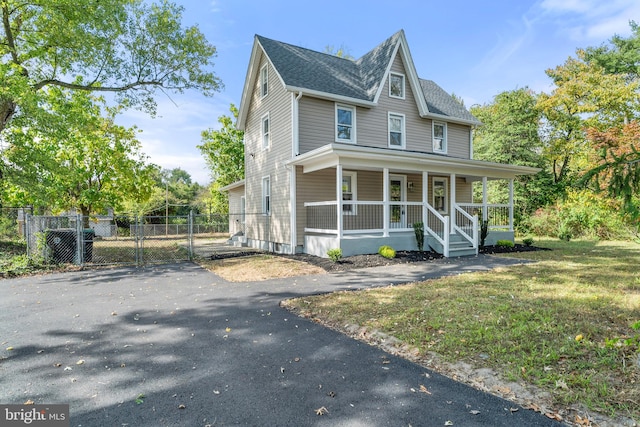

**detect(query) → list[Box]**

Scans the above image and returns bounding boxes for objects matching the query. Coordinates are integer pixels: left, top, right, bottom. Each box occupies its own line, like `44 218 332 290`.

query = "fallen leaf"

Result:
574 414 592 426
178 404 186 409
37 350 44 354
575 334 584 342
64 366 72 371
545 412 563 421
213 390 220 395
315 406 328 416
53 363 62 367
444 421 453 426
76 359 85 365
555 379 568 390
6 346 14 351
509 407 519 413
225 327 231 333
419 385 432 395
24 400 34 405
120 363 126 368
470 410 480 415
294 357 301 362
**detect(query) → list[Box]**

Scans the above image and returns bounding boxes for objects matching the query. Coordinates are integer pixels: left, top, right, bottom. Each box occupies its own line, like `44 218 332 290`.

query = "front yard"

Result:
283 239 640 425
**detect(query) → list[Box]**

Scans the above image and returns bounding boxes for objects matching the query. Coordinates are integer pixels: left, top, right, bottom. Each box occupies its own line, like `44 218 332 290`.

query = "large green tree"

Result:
2 86 157 221
471 88 554 220
198 104 244 213
0 0 221 133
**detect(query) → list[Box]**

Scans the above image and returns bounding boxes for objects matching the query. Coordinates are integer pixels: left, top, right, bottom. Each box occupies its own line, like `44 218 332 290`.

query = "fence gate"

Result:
25 213 206 266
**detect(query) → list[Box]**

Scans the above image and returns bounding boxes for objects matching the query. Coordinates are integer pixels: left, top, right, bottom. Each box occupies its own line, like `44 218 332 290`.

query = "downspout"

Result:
290 91 303 254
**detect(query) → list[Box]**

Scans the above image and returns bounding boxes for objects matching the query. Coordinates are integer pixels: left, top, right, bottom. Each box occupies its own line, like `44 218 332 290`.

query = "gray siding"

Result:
244 53 293 246
297 50 472 159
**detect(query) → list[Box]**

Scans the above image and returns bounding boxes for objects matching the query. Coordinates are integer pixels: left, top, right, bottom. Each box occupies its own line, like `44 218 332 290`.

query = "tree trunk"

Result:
0 99 16 133
80 206 91 229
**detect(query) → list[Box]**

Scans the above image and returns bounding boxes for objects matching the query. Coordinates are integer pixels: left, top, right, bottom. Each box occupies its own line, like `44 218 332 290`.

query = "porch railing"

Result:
457 203 512 230
453 204 478 251
424 205 449 257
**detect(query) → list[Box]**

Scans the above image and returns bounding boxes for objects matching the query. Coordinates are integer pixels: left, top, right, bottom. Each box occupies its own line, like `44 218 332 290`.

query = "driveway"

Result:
0 257 561 426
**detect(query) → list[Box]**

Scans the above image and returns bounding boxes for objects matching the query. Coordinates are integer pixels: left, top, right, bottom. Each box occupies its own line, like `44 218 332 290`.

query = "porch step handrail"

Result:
453 204 478 252
424 204 450 258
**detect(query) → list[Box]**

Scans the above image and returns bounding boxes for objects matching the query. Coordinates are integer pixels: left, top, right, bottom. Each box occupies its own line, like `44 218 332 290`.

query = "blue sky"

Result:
117 0 639 184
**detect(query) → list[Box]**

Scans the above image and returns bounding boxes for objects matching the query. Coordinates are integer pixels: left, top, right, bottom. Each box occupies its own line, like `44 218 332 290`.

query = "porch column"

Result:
422 171 429 227
336 165 343 238
509 178 514 232
383 168 389 237
449 173 456 234
482 177 488 223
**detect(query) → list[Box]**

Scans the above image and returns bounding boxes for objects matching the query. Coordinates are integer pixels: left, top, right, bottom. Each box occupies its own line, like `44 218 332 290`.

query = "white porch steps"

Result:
228 232 248 248
428 231 477 257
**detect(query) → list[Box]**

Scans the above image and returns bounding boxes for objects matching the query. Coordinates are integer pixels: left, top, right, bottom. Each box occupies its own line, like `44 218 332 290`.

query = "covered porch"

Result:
289 144 539 258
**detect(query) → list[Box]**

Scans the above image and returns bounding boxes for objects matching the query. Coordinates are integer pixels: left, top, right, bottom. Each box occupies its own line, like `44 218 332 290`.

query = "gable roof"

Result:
238 30 480 129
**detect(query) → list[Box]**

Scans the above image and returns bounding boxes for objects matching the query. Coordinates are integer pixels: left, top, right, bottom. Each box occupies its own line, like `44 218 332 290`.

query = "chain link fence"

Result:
23 212 247 266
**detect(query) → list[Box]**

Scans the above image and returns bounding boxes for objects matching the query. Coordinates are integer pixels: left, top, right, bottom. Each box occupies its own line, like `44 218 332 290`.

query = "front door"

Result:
389 175 406 228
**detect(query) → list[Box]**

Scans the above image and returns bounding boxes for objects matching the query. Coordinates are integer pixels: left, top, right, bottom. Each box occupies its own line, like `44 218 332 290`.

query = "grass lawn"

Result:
284 239 640 423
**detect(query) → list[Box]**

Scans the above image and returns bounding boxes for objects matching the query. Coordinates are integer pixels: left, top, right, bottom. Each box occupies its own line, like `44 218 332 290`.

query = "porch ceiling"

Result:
287 144 540 180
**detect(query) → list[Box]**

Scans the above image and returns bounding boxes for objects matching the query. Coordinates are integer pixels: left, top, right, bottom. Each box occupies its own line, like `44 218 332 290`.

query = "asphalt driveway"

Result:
0 257 561 426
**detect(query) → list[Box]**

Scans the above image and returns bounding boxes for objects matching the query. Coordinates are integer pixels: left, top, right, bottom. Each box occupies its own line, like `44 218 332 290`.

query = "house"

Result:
222 30 539 258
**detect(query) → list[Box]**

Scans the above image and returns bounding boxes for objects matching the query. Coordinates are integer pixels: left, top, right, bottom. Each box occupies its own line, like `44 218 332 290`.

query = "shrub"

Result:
480 220 489 248
327 248 342 262
413 222 424 252
496 239 514 248
378 245 396 259
522 236 534 247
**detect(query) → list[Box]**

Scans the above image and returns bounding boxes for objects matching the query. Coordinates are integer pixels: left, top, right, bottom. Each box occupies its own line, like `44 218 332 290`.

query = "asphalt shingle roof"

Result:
256 31 479 123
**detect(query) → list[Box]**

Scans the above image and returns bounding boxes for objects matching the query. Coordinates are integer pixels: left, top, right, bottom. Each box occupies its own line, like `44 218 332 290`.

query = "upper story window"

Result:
433 121 447 153
335 104 356 143
261 113 270 149
260 65 268 98
388 112 405 149
389 73 405 99
262 176 271 215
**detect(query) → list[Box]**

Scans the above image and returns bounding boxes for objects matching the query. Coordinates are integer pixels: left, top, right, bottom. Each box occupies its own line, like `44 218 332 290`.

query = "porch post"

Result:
336 165 343 238
482 177 488 223
383 168 389 237
449 173 456 234
509 178 514 232
422 171 428 227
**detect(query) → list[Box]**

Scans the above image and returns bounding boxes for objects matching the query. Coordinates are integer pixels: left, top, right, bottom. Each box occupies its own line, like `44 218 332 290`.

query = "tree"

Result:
584 21 640 81
471 88 555 220
0 0 221 134
198 104 244 213
1 86 157 223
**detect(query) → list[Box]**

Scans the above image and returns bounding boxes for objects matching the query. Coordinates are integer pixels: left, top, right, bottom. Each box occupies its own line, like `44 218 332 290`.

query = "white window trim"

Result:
260 64 268 98
342 171 358 215
388 112 406 149
262 176 271 215
433 121 447 154
335 104 356 143
389 72 405 99
432 176 448 214
261 113 270 150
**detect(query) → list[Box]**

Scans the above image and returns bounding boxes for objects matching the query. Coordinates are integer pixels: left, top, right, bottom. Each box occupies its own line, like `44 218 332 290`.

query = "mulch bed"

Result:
277 244 548 273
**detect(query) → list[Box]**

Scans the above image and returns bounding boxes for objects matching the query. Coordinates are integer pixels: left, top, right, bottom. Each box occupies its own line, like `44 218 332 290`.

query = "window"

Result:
432 177 448 214
335 105 356 143
388 113 405 148
389 73 405 99
260 65 268 97
341 171 357 214
262 176 271 215
261 113 270 149
433 122 447 153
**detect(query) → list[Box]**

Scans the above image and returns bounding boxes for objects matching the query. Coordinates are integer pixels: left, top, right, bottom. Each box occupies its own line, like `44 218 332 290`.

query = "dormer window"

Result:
389 73 405 99
433 122 447 153
260 65 268 98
